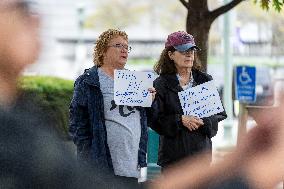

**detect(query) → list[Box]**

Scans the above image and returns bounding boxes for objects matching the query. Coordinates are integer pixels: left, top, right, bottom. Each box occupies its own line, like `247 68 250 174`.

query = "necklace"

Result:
179 78 189 86
177 71 193 86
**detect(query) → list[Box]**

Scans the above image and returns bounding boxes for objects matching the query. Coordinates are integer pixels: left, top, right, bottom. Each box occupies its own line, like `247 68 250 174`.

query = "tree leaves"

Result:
254 0 283 12
273 0 283 11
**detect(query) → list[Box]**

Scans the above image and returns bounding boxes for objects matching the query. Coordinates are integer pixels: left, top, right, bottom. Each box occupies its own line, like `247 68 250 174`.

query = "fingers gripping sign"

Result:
182 115 204 131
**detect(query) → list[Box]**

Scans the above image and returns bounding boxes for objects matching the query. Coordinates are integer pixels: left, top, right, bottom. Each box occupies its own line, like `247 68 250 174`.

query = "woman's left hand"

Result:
148 87 156 101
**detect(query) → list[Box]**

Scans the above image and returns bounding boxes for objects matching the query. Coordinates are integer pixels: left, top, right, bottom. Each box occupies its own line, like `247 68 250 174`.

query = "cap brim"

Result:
173 43 200 52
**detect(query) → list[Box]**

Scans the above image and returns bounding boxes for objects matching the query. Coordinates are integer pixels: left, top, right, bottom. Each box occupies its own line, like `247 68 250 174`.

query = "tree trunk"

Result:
182 0 244 72
185 1 213 72
186 19 211 72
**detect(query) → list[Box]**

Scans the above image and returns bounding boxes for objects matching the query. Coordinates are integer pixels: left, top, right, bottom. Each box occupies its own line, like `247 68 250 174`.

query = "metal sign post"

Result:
222 0 234 147
237 103 248 145
235 66 256 145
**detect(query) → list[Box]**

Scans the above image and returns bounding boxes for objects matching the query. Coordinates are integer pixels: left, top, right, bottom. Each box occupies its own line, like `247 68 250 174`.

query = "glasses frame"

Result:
177 49 196 55
108 43 132 53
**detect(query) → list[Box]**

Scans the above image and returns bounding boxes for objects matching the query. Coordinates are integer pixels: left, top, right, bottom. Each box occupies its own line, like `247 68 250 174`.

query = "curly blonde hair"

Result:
93 29 128 67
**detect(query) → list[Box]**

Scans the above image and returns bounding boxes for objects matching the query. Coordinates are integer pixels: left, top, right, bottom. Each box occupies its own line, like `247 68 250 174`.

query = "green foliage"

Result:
254 0 284 11
19 76 74 140
273 0 284 11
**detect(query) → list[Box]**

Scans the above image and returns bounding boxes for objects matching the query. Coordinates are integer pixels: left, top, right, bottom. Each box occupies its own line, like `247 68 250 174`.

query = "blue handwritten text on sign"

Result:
114 70 155 107
178 80 224 118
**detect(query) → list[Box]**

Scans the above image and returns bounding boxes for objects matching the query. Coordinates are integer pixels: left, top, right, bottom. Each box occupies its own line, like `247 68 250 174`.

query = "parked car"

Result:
247 66 274 106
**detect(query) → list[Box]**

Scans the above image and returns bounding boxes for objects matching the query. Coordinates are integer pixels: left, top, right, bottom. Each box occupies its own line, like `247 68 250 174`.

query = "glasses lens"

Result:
181 49 195 55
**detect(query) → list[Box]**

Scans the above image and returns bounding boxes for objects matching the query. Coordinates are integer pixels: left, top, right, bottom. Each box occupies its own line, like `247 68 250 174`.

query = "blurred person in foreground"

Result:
0 1 138 188
0 0 40 108
69 29 154 187
150 31 227 171
0 0 81 188
150 96 284 189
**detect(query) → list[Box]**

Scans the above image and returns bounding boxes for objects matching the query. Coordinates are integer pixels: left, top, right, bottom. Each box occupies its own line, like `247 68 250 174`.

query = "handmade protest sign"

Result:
178 80 224 118
114 70 155 107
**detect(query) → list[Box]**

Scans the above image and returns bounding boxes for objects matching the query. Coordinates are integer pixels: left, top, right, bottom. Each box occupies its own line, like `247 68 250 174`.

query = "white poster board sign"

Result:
178 80 224 118
114 70 155 107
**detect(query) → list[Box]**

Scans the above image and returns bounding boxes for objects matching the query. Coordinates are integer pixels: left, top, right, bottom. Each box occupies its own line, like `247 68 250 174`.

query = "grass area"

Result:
127 56 284 68
210 56 284 67
128 58 156 66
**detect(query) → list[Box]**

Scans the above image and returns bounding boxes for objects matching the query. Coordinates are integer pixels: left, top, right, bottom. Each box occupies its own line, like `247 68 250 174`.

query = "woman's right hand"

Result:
148 87 156 101
181 115 204 131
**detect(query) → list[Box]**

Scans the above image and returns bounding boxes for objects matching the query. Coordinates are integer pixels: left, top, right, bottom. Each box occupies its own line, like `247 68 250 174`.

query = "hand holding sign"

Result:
114 70 156 107
182 115 204 131
148 87 156 101
178 80 224 118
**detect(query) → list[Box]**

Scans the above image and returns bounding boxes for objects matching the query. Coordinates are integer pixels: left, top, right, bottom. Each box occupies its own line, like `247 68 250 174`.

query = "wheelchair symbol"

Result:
239 67 252 85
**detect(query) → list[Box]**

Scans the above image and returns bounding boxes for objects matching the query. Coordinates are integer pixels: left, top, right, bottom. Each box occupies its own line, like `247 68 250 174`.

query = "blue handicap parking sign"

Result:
235 66 256 103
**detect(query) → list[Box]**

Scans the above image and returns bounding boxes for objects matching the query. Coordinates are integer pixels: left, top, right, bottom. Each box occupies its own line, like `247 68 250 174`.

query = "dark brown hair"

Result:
153 46 202 75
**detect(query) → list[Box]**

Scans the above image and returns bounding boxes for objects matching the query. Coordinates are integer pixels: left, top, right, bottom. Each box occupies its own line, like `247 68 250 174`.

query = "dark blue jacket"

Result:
69 66 148 173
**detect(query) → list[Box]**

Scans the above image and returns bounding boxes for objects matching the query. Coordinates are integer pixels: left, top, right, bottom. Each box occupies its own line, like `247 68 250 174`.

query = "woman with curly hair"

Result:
151 31 227 171
69 29 152 186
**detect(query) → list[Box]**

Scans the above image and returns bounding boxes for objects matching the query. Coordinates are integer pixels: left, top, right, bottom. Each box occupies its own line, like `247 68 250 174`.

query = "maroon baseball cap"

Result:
165 31 200 52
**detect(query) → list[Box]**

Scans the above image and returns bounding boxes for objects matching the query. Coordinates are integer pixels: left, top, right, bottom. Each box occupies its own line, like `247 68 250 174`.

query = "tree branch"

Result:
209 0 244 20
179 0 189 9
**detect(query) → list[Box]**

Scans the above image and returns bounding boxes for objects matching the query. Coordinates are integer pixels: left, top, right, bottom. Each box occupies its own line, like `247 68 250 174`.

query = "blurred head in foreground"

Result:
0 0 40 106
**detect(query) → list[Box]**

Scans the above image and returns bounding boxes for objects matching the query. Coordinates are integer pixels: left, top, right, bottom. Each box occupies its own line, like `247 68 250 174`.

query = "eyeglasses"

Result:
108 43 132 53
178 49 196 55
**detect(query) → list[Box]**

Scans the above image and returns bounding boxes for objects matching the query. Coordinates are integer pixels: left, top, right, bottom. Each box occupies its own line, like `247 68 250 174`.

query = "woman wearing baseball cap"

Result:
150 31 227 170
